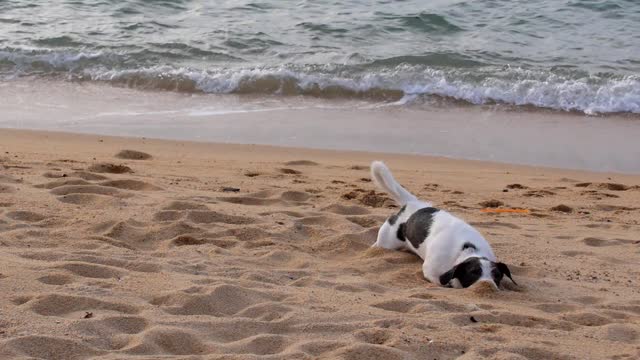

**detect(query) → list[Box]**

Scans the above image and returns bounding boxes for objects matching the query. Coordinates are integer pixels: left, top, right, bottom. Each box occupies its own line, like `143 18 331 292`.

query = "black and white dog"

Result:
371 161 517 289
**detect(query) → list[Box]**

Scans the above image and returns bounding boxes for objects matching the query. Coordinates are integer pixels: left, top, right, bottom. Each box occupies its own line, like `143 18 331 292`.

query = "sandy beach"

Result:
0 128 638 359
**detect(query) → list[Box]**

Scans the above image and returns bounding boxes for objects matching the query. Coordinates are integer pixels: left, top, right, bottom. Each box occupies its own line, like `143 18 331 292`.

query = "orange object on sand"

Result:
480 208 530 213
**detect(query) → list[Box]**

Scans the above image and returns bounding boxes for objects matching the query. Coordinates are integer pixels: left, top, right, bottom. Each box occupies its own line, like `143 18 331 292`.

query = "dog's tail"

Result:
370 161 418 205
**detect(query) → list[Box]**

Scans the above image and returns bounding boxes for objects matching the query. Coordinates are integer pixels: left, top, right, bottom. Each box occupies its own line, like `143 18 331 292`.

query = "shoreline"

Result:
2 80 640 174
2 127 640 179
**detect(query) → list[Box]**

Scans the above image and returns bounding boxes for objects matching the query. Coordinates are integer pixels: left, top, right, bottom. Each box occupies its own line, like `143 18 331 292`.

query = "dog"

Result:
370 161 516 289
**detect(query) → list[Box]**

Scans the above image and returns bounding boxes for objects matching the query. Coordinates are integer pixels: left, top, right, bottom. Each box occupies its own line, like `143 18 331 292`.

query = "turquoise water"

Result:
1 0 639 114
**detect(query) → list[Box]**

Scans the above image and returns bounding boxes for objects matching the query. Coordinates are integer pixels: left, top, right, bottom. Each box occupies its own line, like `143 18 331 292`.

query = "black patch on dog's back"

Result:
462 242 476 251
387 205 406 226
402 207 439 249
396 223 406 241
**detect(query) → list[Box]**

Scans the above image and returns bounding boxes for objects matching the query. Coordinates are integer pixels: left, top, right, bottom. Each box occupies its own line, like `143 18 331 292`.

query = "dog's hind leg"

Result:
372 220 406 250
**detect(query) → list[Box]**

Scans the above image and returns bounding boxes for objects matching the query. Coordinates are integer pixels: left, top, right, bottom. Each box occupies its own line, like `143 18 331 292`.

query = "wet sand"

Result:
2 79 640 173
0 129 639 359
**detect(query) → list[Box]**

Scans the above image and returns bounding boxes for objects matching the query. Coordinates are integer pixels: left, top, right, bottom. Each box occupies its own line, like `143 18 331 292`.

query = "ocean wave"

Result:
78 66 639 114
378 12 464 34
1 47 638 114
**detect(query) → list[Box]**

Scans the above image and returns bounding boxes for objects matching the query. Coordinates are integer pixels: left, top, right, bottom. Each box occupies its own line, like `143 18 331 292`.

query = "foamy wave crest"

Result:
82 65 640 114
82 66 406 99
2 46 639 114
0 47 106 74
403 68 640 115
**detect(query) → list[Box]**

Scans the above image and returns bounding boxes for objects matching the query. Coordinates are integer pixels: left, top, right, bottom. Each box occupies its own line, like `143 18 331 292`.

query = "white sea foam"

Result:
83 65 640 114
2 47 639 114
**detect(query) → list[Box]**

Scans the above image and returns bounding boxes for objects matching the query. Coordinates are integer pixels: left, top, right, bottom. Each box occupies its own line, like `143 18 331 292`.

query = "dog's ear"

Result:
439 265 457 287
496 262 517 285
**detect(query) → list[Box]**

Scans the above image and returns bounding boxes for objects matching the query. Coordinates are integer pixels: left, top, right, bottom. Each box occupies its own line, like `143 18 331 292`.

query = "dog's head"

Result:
439 257 516 289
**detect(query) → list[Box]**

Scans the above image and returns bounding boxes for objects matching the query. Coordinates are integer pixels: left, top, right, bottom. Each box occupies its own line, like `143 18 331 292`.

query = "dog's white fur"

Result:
371 161 500 289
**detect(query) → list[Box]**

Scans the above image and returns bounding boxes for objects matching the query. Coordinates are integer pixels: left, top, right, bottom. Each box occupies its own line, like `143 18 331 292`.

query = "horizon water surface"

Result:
1 0 640 114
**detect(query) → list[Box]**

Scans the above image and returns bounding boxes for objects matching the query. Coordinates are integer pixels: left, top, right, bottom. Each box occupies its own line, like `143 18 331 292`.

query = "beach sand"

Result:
0 129 639 359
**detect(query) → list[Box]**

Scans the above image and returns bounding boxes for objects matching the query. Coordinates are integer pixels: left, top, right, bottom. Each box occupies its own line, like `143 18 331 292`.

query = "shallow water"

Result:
1 0 639 113
2 80 639 173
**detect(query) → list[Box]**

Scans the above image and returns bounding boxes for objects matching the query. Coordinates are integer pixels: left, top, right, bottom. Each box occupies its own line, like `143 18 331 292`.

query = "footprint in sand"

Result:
259 210 307 219
115 149 152 160
126 328 210 355
560 250 594 257
0 184 16 193
284 160 319 166
280 191 312 202
550 204 573 213
218 227 271 242
163 201 209 211
279 168 302 175
218 196 281 206
349 165 368 170
0 174 21 184
42 171 109 181
151 284 285 317
169 235 208 247
243 171 261 177
24 294 139 317
328 343 407 360
55 193 125 207
66 254 161 273
294 215 345 228
187 210 256 225
575 182 630 191
562 312 613 326
102 220 205 250
370 299 424 313
352 328 393 345
37 273 74 286
597 324 638 343
69 171 110 181
69 316 149 351
153 210 185 222
523 189 556 198
343 190 394 208
322 203 370 215
223 334 291 356
534 303 579 313
582 237 619 247
88 163 133 174
594 204 636 211
5 210 46 222
449 311 576 331
1 336 104 359
346 215 385 228
500 346 574 360
100 179 162 191
35 178 92 189
580 190 620 199
235 302 294 322
57 262 125 279
295 340 347 357
218 190 312 207
154 201 212 221
51 185 123 197
305 227 377 255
